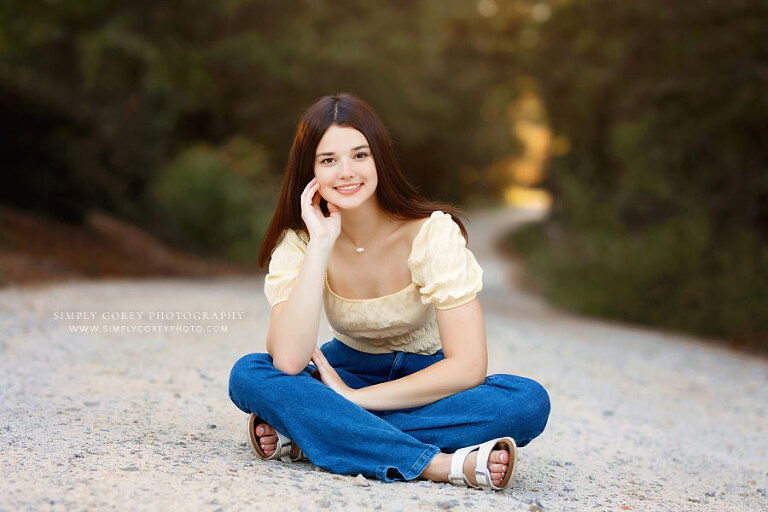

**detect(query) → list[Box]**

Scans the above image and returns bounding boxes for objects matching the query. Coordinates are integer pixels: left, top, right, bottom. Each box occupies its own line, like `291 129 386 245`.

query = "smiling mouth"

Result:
334 183 363 193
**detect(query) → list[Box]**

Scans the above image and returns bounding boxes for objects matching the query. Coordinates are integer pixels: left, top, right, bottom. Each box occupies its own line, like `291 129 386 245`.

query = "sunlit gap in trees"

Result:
502 83 567 211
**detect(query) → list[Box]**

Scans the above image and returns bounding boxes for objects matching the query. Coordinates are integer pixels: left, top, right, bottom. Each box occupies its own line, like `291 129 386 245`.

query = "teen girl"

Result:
228 93 550 491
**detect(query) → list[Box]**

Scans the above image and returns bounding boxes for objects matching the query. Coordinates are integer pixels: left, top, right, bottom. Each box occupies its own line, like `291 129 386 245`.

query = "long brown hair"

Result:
257 93 470 268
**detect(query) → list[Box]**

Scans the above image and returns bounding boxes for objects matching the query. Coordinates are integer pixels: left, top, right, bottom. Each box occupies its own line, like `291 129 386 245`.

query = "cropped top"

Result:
263 210 483 354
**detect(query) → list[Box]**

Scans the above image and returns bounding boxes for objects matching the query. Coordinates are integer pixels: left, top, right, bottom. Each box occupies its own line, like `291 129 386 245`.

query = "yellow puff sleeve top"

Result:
263 211 483 354
263 228 310 308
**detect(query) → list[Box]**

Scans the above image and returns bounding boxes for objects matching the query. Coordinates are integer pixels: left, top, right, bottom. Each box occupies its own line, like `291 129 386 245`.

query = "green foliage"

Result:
531 0 768 234
514 0 768 345
1 0 525 234
7 0 764 346
505 219 768 345
153 137 277 262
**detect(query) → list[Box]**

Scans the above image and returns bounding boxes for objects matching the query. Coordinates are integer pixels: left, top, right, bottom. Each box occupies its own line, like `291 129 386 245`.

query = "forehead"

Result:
315 125 369 154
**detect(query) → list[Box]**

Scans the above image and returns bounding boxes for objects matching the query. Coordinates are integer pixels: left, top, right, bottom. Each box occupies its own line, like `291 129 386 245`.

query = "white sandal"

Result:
448 437 518 491
248 413 308 462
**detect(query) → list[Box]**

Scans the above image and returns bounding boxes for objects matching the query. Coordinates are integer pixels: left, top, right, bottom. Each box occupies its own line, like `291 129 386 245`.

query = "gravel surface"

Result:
1 207 767 511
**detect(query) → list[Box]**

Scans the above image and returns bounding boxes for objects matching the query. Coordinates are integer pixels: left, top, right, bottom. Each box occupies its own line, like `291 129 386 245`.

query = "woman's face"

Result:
313 125 378 211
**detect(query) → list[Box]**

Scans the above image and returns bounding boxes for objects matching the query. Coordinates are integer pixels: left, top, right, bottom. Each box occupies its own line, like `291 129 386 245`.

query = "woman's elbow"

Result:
457 360 487 390
267 343 308 375
467 370 486 389
272 357 306 375
472 358 488 387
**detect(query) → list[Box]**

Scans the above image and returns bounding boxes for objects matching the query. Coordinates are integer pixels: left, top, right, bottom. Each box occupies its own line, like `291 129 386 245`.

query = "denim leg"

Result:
379 374 551 452
228 352 440 482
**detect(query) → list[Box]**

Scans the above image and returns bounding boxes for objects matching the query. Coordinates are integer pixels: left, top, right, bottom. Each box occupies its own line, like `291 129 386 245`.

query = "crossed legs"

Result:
230 352 550 484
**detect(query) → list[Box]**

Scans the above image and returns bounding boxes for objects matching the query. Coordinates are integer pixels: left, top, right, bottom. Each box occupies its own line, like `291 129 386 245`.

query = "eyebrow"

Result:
316 145 370 158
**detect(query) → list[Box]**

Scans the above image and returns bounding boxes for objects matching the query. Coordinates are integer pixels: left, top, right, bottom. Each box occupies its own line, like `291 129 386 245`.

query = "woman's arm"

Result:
267 177 340 375
312 297 488 410
267 237 332 375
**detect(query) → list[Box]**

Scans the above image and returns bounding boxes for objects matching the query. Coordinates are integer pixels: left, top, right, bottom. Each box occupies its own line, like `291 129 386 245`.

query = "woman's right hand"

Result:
300 177 341 245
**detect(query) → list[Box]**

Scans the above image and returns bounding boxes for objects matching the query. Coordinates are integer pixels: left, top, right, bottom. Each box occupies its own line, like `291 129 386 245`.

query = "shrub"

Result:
152 137 278 263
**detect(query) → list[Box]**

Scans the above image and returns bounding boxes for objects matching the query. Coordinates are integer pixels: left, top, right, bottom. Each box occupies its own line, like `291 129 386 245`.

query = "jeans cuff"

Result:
375 444 441 482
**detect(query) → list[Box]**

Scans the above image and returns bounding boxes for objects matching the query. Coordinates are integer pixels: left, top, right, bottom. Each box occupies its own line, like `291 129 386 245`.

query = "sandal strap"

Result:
474 440 495 490
277 431 308 462
275 431 296 463
448 445 481 488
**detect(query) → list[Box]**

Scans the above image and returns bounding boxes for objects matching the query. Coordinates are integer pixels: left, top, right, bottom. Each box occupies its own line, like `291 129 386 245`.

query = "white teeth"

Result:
336 184 361 191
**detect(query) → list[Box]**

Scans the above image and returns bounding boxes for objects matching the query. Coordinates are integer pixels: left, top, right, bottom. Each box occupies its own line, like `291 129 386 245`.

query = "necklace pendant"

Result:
356 247 365 253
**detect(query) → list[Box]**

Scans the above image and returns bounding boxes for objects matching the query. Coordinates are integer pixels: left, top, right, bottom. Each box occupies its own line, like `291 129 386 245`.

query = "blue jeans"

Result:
228 338 550 482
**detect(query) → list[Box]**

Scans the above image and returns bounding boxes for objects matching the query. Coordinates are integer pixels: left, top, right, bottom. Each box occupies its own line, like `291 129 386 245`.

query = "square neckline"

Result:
323 212 436 302
324 273 417 302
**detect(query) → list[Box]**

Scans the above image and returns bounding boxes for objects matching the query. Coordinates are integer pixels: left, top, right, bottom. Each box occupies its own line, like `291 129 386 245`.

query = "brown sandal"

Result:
248 413 308 462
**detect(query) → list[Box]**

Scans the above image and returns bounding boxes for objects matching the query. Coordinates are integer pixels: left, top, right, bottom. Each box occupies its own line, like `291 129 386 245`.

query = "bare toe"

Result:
256 423 276 436
489 449 508 464
489 449 510 485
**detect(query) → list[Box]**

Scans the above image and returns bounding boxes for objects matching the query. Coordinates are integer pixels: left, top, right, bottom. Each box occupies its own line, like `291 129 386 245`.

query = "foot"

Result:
253 422 302 459
420 446 511 487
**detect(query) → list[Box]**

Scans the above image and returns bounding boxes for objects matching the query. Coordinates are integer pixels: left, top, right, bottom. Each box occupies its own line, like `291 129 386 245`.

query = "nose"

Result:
337 156 354 178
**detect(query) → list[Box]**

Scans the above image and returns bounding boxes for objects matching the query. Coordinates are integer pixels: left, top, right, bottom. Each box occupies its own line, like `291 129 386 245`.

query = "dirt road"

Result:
1 207 766 511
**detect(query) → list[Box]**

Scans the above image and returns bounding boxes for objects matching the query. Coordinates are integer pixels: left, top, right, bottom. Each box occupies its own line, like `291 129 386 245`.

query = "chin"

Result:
333 201 363 211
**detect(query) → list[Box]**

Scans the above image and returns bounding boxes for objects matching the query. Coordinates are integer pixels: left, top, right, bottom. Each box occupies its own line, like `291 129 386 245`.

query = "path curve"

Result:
467 207 768 511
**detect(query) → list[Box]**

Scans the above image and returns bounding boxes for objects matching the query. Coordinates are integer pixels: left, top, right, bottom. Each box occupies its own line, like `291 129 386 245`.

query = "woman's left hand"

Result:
311 347 356 403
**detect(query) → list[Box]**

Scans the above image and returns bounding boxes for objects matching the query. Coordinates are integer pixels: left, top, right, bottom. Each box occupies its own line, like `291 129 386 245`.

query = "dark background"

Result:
1 0 766 349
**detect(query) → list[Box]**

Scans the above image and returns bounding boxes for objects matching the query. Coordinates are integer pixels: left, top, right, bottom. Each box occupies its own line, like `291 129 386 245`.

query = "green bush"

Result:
513 0 768 348
504 219 768 347
152 137 278 263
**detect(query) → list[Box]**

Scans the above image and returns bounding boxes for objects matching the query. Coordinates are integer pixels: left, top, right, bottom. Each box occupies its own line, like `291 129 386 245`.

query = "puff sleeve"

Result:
408 211 484 309
263 228 309 307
